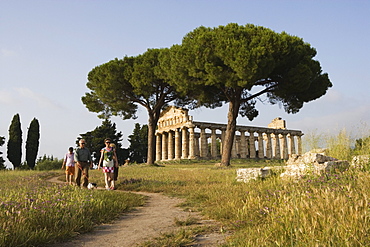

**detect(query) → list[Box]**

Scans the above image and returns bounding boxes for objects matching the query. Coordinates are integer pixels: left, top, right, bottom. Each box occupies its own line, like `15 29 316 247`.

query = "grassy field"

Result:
1 137 370 246
0 170 145 247
117 160 370 246
0 159 370 246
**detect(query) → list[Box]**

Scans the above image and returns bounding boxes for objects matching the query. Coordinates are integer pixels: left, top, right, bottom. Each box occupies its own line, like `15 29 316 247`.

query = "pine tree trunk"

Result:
220 100 240 166
146 107 161 165
146 118 156 165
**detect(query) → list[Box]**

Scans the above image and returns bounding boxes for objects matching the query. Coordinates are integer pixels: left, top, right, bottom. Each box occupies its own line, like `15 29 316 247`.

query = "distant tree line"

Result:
0 114 149 170
2 114 368 170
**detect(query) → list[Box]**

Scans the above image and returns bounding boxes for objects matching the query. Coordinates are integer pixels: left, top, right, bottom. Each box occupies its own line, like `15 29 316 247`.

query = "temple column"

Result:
155 133 162 161
200 128 208 158
281 133 289 160
174 128 181 160
288 134 296 156
297 135 303 154
211 128 218 159
236 137 241 158
188 126 196 159
167 131 174 160
265 132 272 159
181 127 188 159
249 131 256 159
195 136 200 157
161 132 168 160
239 131 247 158
231 134 238 158
220 129 226 155
274 133 281 159
258 131 264 159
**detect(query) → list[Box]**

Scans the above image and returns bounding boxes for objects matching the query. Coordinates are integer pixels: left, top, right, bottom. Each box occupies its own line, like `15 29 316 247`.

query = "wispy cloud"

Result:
0 48 17 58
15 87 63 110
292 102 370 137
0 88 63 110
0 89 17 104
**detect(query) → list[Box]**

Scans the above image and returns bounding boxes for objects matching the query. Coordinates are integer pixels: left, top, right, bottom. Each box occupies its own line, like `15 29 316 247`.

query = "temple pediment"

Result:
157 106 194 131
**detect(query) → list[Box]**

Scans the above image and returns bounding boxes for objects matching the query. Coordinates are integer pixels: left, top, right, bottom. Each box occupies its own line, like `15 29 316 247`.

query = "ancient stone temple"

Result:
155 106 303 161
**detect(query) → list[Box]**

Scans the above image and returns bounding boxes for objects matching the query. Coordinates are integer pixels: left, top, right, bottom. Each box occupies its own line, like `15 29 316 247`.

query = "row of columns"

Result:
155 125 302 161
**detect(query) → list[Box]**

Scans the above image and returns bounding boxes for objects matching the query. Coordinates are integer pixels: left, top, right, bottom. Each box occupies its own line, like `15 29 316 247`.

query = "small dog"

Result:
87 182 97 189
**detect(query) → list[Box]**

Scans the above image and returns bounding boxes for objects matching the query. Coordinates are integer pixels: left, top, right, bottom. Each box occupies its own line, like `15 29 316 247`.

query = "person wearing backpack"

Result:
98 138 118 190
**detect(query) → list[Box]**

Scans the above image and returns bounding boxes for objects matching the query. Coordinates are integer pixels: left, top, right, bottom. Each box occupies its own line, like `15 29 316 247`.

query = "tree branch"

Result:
241 84 278 103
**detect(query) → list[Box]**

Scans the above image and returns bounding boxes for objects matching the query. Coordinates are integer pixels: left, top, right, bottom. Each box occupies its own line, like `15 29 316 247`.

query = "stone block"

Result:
351 155 370 169
236 167 272 182
280 151 348 179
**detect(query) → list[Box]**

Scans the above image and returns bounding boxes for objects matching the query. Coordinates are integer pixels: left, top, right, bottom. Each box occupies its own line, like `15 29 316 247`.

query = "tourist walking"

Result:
74 139 93 188
110 143 120 182
98 138 118 190
61 147 75 185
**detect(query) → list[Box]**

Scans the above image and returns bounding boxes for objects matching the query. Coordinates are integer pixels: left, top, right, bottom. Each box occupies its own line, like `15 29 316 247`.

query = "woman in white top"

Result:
62 147 75 185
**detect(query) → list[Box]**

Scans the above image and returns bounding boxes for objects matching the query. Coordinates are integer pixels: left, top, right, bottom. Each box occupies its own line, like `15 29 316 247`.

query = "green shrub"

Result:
35 155 62 170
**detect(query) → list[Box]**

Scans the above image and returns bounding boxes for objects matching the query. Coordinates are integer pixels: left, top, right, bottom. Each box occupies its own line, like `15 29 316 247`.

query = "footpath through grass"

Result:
0 170 145 247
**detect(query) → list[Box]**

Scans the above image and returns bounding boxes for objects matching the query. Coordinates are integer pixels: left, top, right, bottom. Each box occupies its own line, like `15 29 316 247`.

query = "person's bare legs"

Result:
104 172 110 189
109 173 115 189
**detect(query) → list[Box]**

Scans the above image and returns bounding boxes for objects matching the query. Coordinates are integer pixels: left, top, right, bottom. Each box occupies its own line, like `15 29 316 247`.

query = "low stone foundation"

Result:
280 151 349 179
236 150 350 183
236 167 272 182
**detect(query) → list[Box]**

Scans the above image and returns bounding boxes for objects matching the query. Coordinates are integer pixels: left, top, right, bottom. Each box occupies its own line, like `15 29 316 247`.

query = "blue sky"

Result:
1 0 369 168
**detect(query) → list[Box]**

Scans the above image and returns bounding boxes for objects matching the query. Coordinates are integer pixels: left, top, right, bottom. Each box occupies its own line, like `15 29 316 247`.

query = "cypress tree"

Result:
7 114 22 169
26 118 40 169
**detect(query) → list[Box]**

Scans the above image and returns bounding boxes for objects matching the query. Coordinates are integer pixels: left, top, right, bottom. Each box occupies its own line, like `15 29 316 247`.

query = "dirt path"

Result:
47 176 228 247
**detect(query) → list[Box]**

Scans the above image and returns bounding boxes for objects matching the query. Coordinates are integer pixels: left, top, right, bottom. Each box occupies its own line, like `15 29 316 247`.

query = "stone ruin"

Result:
236 167 276 183
236 149 352 182
351 155 370 169
280 150 350 179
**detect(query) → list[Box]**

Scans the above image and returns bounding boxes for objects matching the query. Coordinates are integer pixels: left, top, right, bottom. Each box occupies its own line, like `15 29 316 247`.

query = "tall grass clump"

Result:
303 129 325 152
0 170 145 247
325 128 352 161
223 171 370 246
353 123 370 156
304 126 370 161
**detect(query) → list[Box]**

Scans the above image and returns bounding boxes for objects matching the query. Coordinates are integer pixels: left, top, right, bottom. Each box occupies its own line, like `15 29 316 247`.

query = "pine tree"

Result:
7 114 22 169
26 118 40 169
